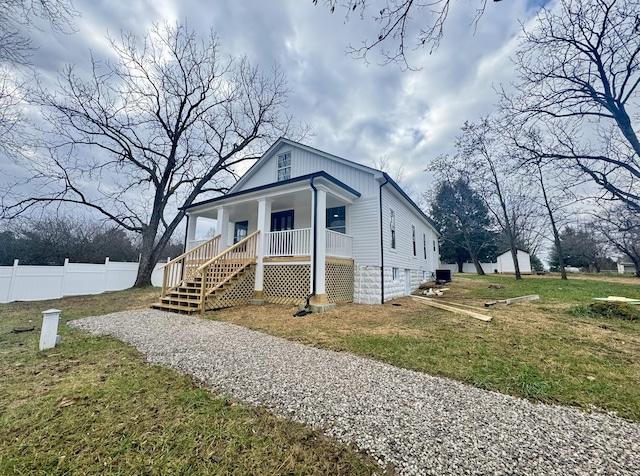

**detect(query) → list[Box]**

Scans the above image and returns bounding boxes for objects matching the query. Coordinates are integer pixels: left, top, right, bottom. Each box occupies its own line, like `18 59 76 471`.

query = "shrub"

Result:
589 301 640 321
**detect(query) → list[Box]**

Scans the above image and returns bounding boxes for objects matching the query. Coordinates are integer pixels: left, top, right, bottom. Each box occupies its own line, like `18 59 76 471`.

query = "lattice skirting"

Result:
326 261 354 303
264 264 310 304
206 267 255 310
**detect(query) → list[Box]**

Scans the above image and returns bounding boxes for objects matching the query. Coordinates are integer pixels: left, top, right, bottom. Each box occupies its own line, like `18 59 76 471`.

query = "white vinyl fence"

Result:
0 258 166 304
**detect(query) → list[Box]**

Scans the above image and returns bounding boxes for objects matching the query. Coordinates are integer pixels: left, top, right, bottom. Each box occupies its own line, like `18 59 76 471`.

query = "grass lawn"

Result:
0 289 388 475
209 274 640 422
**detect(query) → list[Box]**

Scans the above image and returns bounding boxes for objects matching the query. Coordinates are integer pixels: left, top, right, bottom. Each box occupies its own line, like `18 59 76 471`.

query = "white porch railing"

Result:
265 228 312 257
264 228 353 258
326 229 352 258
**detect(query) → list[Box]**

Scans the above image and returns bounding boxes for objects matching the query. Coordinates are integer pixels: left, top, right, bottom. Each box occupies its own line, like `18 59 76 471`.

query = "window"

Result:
326 206 346 234
392 267 399 281
422 271 427 281
390 209 396 249
271 210 294 231
433 240 436 252
423 233 427 259
277 152 291 181
412 225 416 256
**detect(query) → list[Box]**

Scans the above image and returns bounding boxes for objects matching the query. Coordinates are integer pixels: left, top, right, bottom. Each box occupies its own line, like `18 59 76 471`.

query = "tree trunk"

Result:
457 260 464 273
134 251 157 287
537 162 567 279
470 253 485 275
134 225 160 287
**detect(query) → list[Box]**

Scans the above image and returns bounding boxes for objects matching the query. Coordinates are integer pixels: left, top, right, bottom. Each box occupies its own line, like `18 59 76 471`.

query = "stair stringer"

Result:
205 266 256 310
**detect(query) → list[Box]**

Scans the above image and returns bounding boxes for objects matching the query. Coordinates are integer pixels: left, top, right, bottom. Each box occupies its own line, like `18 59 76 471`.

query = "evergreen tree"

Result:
429 178 497 274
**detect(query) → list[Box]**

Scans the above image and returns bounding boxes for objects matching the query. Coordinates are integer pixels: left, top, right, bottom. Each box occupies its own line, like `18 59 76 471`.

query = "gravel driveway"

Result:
69 309 640 476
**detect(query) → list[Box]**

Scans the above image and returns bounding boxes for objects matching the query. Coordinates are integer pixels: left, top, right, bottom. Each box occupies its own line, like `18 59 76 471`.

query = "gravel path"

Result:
69 309 640 476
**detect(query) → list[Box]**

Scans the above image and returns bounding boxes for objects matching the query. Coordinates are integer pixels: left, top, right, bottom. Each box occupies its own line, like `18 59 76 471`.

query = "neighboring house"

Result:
154 138 440 313
617 260 638 275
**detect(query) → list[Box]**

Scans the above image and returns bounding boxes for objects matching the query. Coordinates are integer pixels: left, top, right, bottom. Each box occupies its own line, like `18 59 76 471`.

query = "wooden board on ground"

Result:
411 295 492 322
498 295 540 305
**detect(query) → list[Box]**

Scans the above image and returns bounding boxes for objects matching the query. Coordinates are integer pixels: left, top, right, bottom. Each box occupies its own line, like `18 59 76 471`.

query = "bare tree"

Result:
0 0 77 155
0 0 77 66
502 0 640 213
2 22 309 286
312 0 495 68
435 118 533 279
593 204 640 277
506 124 589 279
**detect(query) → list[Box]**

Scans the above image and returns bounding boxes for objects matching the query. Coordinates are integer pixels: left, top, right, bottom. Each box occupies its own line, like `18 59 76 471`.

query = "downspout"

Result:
183 215 190 252
379 175 389 304
305 176 318 309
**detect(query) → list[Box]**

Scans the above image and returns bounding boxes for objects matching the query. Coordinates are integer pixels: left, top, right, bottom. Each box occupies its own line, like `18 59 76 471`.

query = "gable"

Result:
231 139 382 198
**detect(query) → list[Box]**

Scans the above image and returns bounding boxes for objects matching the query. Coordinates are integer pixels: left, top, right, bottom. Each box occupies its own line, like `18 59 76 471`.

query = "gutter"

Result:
305 175 318 309
379 176 389 304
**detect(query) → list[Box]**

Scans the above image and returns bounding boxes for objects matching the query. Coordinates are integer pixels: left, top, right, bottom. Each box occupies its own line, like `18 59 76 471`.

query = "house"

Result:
153 138 440 313
617 260 638 275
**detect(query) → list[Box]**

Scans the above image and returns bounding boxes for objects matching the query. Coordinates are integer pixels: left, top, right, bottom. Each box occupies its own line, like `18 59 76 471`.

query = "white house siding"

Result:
350 196 381 267
380 187 438 300
237 144 380 198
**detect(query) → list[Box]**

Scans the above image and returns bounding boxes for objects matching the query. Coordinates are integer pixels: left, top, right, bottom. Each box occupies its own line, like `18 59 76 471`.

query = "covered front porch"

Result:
180 173 360 309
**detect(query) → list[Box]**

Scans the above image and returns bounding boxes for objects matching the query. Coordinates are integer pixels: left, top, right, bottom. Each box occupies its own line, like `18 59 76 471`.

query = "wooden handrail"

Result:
158 236 220 270
196 230 260 272
160 235 220 298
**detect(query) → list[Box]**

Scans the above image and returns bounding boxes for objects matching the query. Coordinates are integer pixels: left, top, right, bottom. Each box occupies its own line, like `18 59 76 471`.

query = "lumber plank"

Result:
434 299 488 312
497 294 540 305
411 295 492 322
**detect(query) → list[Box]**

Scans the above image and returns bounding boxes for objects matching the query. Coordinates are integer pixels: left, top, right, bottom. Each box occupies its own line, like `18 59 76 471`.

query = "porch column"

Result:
252 198 271 302
310 185 329 305
217 206 230 249
186 214 198 251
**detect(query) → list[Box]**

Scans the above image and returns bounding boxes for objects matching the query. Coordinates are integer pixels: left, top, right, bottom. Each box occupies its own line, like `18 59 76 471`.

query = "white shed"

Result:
496 249 532 274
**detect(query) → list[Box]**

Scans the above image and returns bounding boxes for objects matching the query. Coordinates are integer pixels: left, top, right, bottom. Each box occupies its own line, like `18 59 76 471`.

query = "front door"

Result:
233 221 248 244
271 210 294 231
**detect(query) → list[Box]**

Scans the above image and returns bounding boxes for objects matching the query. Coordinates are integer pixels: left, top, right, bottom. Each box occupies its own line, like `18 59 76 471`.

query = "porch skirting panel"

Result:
264 264 311 304
326 260 354 303
206 267 256 310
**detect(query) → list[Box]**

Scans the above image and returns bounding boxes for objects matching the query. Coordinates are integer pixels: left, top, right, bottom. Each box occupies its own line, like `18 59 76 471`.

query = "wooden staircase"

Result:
152 231 259 314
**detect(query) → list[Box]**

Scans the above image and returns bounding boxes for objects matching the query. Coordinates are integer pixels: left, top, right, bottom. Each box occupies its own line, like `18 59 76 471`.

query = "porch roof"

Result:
182 171 361 212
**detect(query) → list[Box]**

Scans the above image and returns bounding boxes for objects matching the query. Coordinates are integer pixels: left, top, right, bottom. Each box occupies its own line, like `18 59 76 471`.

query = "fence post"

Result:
103 257 110 292
7 259 19 303
59 258 69 298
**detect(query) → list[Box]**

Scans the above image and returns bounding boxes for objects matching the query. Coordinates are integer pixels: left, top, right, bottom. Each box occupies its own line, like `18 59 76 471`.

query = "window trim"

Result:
390 209 396 250
412 224 416 256
276 151 291 182
423 233 427 259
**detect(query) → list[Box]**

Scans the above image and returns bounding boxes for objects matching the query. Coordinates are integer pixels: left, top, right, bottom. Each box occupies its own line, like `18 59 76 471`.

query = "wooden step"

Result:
151 302 200 314
161 296 202 305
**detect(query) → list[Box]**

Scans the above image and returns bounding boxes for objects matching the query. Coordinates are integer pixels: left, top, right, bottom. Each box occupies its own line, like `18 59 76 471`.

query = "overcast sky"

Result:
22 0 547 201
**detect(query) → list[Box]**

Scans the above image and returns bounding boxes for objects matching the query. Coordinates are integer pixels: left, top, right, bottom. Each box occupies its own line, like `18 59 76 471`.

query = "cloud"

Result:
3 0 543 209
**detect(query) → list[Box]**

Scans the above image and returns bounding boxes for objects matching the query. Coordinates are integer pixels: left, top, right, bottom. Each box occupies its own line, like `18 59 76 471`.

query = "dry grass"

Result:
208 275 640 420
0 288 389 475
